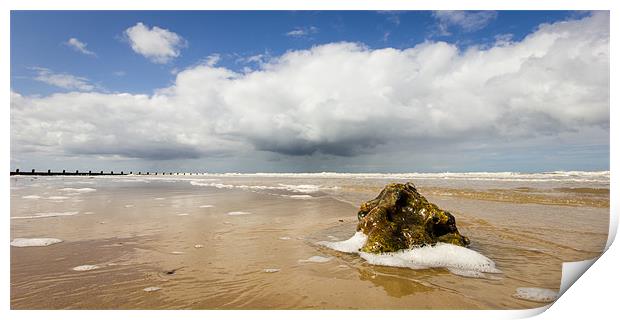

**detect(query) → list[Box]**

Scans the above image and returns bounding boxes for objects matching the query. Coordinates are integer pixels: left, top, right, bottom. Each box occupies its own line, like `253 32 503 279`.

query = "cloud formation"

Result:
286 26 319 38
65 38 96 56
12 13 609 164
433 11 498 35
31 67 95 91
124 22 186 63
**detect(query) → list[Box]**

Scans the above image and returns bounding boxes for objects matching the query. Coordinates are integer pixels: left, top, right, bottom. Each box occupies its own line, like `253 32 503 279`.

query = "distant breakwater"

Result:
10 169 202 176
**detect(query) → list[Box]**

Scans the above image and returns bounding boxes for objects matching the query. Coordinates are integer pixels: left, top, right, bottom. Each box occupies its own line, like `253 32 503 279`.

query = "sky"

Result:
10 11 610 173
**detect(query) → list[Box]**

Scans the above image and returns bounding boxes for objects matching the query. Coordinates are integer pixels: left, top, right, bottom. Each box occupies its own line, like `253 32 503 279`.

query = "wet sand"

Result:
10 173 609 309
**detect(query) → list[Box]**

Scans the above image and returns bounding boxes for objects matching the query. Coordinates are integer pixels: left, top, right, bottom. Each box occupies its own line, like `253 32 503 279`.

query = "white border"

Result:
0 0 616 10
2 1 616 320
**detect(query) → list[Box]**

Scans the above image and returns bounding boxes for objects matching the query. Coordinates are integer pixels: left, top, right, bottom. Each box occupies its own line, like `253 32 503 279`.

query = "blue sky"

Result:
10 11 609 173
12 10 584 96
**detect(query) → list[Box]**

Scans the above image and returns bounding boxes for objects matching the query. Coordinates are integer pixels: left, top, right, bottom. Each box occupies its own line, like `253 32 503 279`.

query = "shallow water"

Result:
10 173 609 309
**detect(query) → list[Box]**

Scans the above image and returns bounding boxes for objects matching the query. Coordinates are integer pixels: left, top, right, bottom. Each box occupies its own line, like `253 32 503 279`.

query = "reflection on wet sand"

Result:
357 267 434 298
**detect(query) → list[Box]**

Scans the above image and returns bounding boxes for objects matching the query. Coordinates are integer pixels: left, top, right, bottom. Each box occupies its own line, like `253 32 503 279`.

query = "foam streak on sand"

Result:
10 238 63 247
299 256 332 263
288 195 313 199
11 212 79 220
59 188 96 193
47 196 69 200
227 211 252 216
513 287 558 303
72 265 100 271
319 233 501 277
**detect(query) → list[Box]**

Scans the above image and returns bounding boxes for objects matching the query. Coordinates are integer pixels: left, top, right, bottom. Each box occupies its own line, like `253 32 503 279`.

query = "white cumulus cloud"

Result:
65 38 96 56
11 13 609 165
124 22 187 64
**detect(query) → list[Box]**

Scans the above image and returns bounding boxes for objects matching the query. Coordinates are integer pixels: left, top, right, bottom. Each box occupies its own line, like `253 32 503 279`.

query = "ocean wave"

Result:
190 180 327 193
186 171 609 183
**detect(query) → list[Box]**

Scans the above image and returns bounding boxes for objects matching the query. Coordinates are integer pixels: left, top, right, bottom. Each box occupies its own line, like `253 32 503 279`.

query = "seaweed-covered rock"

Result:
357 182 470 253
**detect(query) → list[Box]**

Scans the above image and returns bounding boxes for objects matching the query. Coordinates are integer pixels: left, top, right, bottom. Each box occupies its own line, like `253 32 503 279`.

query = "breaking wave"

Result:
187 171 608 183
190 180 328 193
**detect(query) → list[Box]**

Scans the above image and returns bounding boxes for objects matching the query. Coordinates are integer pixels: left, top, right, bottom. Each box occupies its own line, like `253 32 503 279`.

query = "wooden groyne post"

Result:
10 169 205 176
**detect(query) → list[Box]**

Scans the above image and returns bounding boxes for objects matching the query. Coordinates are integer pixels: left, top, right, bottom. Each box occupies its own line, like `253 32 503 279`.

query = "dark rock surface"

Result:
356 182 470 253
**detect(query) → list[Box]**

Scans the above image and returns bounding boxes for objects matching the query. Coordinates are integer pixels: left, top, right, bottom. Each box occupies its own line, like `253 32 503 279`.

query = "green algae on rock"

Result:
356 182 470 253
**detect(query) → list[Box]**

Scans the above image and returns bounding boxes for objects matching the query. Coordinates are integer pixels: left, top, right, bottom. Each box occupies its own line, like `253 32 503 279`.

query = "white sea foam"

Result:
199 205 214 208
10 238 63 247
117 178 150 183
72 265 100 271
317 232 368 253
194 244 204 248
445 268 488 278
11 211 80 220
227 211 252 216
177 213 189 216
21 195 42 199
143 286 162 292
288 195 313 199
47 196 69 200
279 236 291 240
278 184 321 193
319 233 501 277
154 197 165 200
59 188 96 193
170 251 185 255
264 268 281 273
124 204 135 208
83 211 95 215
513 287 558 303
359 243 501 275
65 181 95 185
299 256 333 263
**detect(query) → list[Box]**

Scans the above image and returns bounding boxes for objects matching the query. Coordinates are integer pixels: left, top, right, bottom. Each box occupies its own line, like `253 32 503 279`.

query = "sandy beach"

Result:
9 172 609 309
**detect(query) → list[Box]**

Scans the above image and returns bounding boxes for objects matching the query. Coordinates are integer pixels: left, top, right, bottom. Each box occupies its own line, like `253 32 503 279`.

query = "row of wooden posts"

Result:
10 169 203 176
